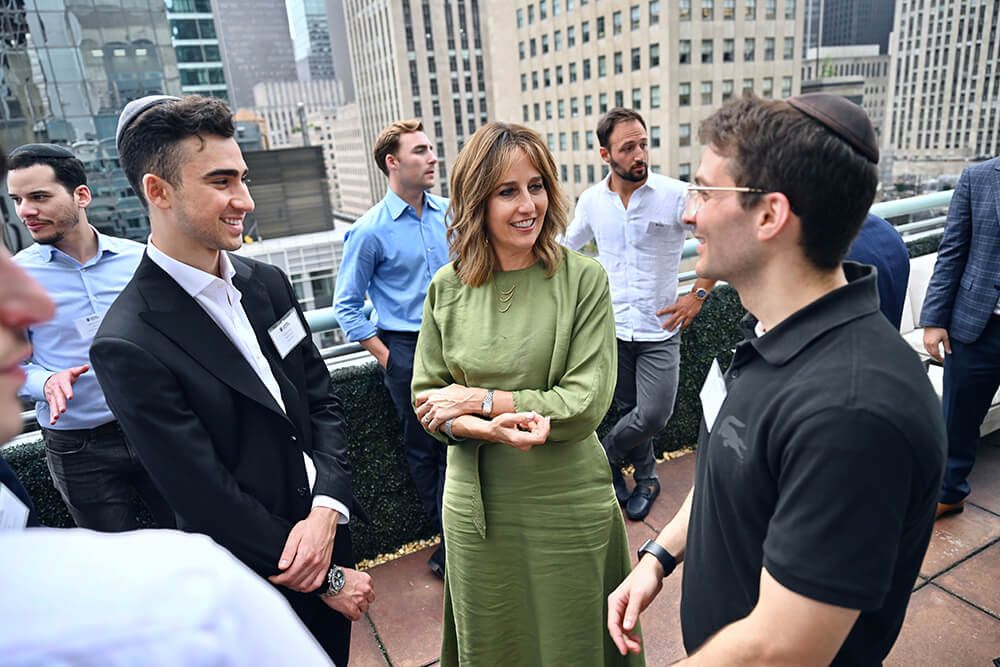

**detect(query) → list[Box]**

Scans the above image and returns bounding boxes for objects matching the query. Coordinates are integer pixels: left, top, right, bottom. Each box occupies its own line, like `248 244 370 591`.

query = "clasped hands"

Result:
268 506 375 621
414 383 550 451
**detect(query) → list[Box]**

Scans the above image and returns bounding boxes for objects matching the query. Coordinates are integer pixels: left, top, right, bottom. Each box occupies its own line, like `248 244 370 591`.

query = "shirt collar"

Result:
36 225 120 263
146 238 236 299
600 172 655 197
740 262 879 366
384 188 439 220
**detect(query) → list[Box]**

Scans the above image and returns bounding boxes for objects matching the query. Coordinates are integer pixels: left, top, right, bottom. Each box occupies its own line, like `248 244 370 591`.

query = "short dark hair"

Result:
7 152 87 194
117 95 234 209
698 95 878 271
596 108 646 149
373 119 424 176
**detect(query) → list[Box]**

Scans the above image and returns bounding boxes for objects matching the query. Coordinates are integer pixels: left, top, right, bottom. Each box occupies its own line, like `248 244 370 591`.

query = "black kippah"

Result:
787 93 879 164
8 143 76 160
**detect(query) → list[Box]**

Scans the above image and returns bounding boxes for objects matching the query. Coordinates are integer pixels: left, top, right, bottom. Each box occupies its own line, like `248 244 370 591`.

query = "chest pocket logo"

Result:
718 415 747 463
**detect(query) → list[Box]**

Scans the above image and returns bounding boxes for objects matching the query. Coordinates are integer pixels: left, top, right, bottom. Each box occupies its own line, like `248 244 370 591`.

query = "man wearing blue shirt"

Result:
334 120 449 577
8 144 173 531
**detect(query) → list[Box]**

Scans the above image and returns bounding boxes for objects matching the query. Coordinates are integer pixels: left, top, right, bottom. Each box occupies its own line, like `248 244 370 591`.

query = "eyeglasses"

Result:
683 186 767 217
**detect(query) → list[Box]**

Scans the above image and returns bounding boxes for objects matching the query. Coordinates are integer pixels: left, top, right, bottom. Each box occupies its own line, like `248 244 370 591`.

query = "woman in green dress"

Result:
412 122 644 666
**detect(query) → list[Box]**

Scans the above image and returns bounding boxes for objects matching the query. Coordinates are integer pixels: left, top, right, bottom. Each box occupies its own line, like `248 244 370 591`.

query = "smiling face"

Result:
389 130 437 191
7 164 87 247
485 148 548 271
0 247 54 442
601 119 648 184
684 146 762 286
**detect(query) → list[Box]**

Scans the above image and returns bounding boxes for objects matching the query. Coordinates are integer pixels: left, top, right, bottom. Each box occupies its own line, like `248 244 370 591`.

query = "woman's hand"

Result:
489 412 551 451
415 384 483 432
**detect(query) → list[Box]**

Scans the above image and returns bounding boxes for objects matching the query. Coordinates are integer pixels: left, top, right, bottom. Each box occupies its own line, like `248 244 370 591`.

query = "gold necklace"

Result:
494 281 517 313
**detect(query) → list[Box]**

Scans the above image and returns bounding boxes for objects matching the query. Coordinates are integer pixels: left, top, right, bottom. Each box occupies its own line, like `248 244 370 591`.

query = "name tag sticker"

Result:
0 484 30 530
73 312 104 340
268 307 307 359
700 358 727 433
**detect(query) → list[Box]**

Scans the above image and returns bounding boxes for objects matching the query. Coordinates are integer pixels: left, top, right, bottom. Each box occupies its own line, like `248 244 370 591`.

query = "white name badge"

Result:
268 307 308 359
74 312 104 340
699 358 728 434
0 483 30 530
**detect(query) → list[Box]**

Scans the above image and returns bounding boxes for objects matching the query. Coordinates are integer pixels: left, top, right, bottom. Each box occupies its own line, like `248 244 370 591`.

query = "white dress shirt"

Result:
0 529 334 666
564 172 689 342
146 242 349 522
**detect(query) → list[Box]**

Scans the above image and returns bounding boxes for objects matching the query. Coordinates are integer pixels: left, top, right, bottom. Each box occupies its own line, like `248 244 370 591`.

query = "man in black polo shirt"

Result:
607 94 946 664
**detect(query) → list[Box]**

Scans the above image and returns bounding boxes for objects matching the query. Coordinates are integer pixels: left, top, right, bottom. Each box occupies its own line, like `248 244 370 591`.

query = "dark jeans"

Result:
602 336 681 481
940 316 1000 504
379 329 447 537
43 420 175 531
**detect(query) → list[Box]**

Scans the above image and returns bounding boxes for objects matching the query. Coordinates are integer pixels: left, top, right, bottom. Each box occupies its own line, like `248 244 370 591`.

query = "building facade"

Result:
802 44 890 140
252 78 342 148
324 102 375 216
803 0 896 55
883 0 1000 179
211 0 297 110
289 0 337 81
166 0 228 101
489 0 802 201
341 0 494 200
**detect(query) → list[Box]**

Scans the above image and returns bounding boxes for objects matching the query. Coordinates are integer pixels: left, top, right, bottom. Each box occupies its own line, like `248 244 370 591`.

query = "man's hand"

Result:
923 326 951 363
43 364 90 425
657 292 705 332
489 412 550 451
415 383 482 431
319 567 375 621
268 507 339 593
607 555 664 656
359 336 390 369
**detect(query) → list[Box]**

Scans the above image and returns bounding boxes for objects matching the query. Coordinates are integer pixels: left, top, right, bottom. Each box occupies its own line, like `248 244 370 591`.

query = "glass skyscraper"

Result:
166 0 228 101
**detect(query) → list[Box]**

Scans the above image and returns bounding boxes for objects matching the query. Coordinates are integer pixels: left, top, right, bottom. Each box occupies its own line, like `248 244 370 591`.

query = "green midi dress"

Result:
412 249 645 666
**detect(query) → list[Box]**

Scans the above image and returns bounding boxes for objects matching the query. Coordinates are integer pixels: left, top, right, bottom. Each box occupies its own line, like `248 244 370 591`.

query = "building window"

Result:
680 40 691 64
650 125 661 148
744 37 755 61
765 0 775 19
722 78 734 101
742 77 753 95
540 0 548 19
614 51 623 74
764 37 774 61
723 0 735 18
534 103 541 121
555 30 562 51
532 71 539 88
587 132 595 149
631 47 641 70
680 0 691 20
702 0 714 19
528 3 535 23
546 101 553 119
650 85 661 108
679 163 691 182
745 0 756 19
701 81 713 105
631 5 640 30
650 43 660 67
679 82 691 106
521 73 527 91
542 34 549 54
530 38 537 57
585 94 593 115
571 97 579 116
781 75 792 98
598 54 607 77
544 68 551 87
517 8 524 27
632 87 642 109
723 38 734 62
615 90 624 107
523 104 530 122
519 42 525 60
783 37 794 60
554 0 561 15
561 164 568 182
599 92 608 113
702 39 713 64
574 164 582 184
587 165 596 182
785 0 795 18
597 16 605 38
558 65 565 84
568 25 576 47
679 123 691 146
761 76 773 97
613 11 622 34
582 59 591 79
582 20 590 42
559 132 567 151
558 99 566 118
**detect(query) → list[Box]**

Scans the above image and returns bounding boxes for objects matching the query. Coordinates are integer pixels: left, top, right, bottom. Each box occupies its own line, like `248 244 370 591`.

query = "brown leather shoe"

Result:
935 500 965 519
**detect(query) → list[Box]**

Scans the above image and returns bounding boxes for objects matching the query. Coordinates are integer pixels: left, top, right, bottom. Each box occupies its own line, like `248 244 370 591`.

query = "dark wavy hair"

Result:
698 95 878 270
118 95 234 209
8 151 87 193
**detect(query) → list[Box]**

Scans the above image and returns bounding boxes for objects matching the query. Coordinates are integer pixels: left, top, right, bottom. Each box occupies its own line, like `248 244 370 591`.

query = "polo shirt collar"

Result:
384 188 439 220
741 262 879 366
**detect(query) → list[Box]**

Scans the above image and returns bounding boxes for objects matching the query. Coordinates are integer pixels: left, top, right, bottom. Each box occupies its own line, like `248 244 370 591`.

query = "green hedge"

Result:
0 238 936 559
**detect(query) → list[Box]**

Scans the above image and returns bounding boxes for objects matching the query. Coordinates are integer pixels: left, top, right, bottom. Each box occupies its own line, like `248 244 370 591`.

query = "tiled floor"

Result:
351 438 1000 666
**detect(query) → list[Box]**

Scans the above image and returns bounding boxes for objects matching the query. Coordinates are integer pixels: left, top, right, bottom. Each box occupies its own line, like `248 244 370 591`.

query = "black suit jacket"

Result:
90 252 360 658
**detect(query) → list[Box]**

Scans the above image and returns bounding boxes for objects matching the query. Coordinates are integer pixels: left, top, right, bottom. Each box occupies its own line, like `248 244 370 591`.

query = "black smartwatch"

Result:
637 539 677 578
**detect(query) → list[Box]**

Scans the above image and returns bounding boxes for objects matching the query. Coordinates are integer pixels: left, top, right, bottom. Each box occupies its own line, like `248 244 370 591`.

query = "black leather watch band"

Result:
638 538 677 578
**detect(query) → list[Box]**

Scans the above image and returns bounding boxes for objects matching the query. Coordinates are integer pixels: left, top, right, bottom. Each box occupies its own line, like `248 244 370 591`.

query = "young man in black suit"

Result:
90 95 373 664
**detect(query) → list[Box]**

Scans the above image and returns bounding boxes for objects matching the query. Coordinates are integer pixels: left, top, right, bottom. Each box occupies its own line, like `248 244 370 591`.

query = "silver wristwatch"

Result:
319 565 346 598
481 389 494 417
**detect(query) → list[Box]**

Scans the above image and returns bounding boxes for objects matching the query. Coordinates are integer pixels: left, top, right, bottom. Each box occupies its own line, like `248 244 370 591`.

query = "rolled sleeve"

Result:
333 228 379 342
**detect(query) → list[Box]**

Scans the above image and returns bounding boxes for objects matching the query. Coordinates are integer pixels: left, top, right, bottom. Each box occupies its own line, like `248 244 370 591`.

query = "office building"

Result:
803 0 895 55
801 45 889 140
166 0 229 101
488 0 801 200
289 0 337 81
341 0 494 200
211 0 297 110
883 0 1000 179
325 0 356 101
242 144 335 240
324 102 375 216
252 79 341 148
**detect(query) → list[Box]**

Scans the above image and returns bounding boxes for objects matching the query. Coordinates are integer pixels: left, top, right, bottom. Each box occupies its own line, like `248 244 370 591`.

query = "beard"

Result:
32 207 80 246
609 155 647 183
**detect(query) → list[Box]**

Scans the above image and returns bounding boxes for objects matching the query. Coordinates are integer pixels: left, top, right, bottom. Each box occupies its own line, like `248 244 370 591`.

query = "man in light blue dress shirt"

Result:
8 144 173 531
333 120 450 577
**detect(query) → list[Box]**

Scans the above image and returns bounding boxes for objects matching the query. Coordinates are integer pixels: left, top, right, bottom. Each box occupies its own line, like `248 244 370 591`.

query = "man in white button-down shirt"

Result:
565 108 715 521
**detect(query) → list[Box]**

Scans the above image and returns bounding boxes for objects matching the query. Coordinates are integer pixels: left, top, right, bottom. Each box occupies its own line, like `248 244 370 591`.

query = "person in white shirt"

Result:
564 108 716 521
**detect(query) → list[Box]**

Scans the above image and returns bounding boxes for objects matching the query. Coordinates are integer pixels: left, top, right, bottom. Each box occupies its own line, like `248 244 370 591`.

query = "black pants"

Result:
43 420 175 531
379 329 447 537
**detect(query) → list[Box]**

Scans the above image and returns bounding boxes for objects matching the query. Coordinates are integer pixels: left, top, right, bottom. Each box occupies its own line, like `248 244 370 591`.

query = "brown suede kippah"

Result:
787 93 879 163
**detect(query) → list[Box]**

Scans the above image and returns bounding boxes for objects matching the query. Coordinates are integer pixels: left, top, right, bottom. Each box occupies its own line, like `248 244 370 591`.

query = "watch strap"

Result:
443 418 465 441
638 539 677 578
481 389 495 417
